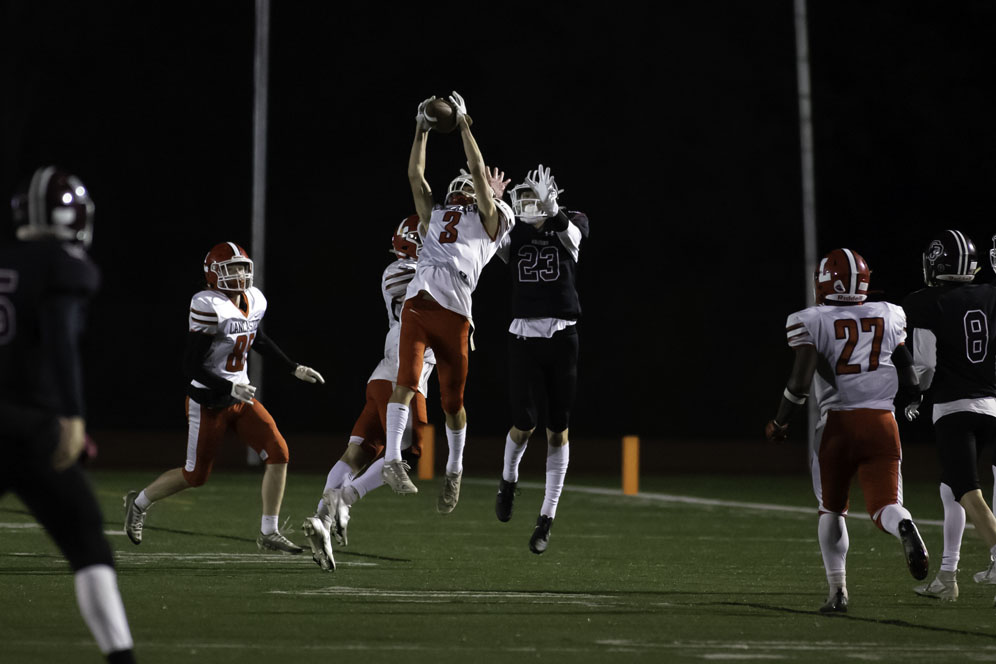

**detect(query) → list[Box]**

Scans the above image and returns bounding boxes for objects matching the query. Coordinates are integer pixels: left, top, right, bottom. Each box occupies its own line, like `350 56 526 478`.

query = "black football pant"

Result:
935 410 996 501
507 326 579 433
0 403 115 572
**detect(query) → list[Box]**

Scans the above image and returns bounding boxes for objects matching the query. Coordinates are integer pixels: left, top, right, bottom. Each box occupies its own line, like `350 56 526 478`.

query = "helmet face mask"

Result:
923 230 978 287
393 215 422 259
814 248 871 304
10 166 95 247
509 183 545 222
204 242 253 293
445 173 476 206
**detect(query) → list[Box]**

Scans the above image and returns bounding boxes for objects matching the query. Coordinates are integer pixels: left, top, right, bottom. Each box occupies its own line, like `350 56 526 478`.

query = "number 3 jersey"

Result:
902 284 996 408
785 302 907 414
188 287 266 389
407 202 514 320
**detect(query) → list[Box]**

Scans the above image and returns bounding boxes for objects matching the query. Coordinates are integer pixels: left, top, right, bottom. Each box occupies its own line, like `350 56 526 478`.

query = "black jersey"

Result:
902 283 996 403
0 240 100 416
507 210 588 320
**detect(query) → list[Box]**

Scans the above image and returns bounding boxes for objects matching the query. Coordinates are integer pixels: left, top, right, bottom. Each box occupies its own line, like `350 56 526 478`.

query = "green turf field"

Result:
3 470 996 663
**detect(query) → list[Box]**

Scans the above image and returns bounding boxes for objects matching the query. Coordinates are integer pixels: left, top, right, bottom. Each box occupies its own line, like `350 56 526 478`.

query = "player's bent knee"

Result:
181 468 210 487
441 395 464 415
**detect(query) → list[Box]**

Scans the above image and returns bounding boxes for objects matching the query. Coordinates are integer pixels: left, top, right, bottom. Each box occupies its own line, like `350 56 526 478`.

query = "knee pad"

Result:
181 467 210 487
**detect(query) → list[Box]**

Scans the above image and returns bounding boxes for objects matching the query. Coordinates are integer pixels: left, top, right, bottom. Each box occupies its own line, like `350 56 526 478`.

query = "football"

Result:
423 98 457 134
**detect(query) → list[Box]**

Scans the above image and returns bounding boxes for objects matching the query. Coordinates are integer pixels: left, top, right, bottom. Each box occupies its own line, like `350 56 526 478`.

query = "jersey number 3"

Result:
439 211 461 244
834 317 884 375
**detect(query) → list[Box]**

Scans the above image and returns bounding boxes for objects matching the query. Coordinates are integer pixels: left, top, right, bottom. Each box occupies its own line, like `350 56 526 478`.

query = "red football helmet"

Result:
10 166 95 247
814 248 871 304
393 215 422 259
204 242 253 293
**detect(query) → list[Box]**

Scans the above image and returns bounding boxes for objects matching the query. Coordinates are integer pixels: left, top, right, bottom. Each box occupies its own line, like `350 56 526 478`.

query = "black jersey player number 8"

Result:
0 269 17 345
834 317 884 375
964 309 989 364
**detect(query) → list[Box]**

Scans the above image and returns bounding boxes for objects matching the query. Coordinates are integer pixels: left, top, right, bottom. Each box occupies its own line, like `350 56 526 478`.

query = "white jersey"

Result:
407 201 514 319
786 301 907 413
188 287 266 388
369 259 435 396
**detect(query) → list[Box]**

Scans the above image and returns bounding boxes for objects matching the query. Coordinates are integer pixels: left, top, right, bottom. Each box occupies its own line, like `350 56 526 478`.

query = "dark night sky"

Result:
2 1 995 445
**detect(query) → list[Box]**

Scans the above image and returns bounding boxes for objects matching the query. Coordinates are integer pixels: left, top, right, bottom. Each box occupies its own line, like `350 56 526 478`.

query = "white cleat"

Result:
256 530 304 555
123 490 147 545
974 557 996 584
914 570 958 601
301 516 335 571
322 488 351 547
437 471 462 514
381 459 418 494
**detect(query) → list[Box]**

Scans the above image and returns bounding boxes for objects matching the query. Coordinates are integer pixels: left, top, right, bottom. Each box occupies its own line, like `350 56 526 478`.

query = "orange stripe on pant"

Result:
818 408 903 529
182 397 289 487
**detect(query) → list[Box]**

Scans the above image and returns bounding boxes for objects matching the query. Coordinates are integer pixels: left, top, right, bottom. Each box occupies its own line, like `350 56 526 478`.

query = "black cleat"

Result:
818 587 848 613
495 479 517 522
529 515 554 554
899 519 929 580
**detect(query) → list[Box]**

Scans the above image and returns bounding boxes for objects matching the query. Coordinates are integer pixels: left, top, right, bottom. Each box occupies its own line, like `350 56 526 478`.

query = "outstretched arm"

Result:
408 97 436 229
449 92 498 235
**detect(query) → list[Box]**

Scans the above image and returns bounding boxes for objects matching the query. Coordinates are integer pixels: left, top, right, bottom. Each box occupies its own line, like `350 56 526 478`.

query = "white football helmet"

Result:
445 173 475 205
509 183 544 221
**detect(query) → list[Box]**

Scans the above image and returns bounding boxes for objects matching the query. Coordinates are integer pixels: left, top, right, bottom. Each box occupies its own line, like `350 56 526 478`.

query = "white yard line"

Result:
463 478 947 527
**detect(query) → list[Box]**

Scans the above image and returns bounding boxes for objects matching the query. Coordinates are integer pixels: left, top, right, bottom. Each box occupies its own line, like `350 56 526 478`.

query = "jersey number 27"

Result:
834 317 884 375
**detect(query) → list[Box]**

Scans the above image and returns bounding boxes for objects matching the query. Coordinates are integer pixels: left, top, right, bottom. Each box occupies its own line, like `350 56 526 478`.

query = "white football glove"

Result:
524 164 563 217
448 90 468 123
231 382 256 404
293 364 325 384
416 96 436 133
904 399 921 422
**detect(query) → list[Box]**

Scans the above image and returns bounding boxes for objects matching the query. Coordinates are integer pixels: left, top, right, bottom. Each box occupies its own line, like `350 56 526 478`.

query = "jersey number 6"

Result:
0 270 18 345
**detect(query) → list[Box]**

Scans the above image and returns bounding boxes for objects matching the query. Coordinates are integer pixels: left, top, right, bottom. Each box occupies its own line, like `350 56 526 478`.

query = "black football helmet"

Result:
10 166 94 247
922 230 978 286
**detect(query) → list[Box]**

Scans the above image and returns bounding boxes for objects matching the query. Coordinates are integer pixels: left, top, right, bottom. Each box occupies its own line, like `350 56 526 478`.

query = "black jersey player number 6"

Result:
964 309 989 364
0 269 17 345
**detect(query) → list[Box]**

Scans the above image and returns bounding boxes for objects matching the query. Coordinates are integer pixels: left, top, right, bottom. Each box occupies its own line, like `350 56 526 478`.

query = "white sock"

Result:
877 503 912 538
74 565 134 655
350 458 385 500
502 433 528 482
445 425 466 475
992 466 996 510
940 483 966 572
260 514 278 535
540 442 569 519
316 461 354 514
989 543 996 561
818 513 848 588
385 404 410 462
134 491 151 511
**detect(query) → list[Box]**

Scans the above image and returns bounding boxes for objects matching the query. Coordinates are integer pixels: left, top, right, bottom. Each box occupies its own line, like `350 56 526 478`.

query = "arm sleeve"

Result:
182 332 232 391
38 294 87 417
910 327 937 390
251 329 297 373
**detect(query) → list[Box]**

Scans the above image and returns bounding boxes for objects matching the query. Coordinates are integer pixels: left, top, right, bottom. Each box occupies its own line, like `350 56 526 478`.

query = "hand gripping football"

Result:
423 98 457 134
